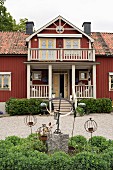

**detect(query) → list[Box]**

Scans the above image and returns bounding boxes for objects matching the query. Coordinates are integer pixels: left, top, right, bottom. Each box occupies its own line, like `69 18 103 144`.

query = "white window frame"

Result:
109 72 113 91
79 71 88 80
0 72 11 90
64 39 80 49
32 71 42 80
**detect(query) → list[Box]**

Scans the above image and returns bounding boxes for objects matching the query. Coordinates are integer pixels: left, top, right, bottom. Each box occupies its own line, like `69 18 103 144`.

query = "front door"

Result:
53 73 68 98
39 39 56 60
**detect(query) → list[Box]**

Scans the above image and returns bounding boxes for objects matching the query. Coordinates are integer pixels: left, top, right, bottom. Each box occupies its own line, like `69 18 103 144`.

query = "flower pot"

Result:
39 135 47 141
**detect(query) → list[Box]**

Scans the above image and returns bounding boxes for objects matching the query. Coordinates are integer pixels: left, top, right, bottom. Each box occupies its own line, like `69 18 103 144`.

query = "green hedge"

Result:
79 98 112 113
5 98 44 115
0 135 113 169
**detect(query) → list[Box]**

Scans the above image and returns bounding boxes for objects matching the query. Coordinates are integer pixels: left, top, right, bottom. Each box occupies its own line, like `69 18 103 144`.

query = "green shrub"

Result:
68 135 87 153
79 98 112 113
88 136 109 152
50 151 72 170
71 152 110 170
5 98 43 115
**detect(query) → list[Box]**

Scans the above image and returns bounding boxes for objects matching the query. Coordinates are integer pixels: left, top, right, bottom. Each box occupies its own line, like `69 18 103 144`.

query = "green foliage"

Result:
71 152 110 170
0 1 28 31
1 135 113 169
88 136 109 152
76 106 85 116
79 98 112 113
68 135 87 153
5 98 43 115
49 151 72 170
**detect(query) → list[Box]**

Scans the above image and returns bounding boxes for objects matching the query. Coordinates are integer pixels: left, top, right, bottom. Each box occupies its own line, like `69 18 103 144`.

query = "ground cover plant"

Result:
0 135 113 169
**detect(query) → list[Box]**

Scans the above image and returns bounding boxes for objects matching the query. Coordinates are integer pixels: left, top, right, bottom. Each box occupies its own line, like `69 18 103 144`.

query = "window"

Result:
109 72 113 91
32 71 41 80
0 72 11 90
65 39 80 49
79 71 88 80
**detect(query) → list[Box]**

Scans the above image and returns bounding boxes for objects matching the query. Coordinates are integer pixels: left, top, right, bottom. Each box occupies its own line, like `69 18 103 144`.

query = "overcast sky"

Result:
5 0 113 32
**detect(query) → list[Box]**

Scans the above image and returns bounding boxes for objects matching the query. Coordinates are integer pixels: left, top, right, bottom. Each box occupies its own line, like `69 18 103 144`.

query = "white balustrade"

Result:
75 85 93 98
29 48 94 61
30 85 49 98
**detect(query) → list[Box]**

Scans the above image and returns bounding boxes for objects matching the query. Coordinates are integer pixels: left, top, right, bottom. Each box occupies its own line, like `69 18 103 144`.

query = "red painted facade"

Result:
0 56 27 102
96 56 113 100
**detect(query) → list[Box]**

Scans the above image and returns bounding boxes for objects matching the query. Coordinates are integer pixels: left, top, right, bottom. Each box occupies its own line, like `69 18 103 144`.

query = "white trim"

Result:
26 15 94 42
37 34 82 38
109 72 113 76
93 65 96 98
0 72 11 91
72 65 75 87
27 65 30 99
0 72 11 74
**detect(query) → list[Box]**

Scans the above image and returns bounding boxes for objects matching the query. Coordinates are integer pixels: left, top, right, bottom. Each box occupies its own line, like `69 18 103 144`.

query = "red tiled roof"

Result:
0 31 113 56
0 32 28 55
91 32 113 55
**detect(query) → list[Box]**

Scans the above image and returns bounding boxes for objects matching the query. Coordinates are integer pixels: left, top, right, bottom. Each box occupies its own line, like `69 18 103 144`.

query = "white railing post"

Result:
93 49 95 61
28 40 31 61
60 49 63 61
27 64 30 99
93 65 96 98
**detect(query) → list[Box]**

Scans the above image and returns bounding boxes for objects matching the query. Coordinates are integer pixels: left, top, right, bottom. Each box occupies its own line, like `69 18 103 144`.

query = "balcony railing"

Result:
28 48 95 61
75 85 93 98
30 85 49 98
30 85 93 99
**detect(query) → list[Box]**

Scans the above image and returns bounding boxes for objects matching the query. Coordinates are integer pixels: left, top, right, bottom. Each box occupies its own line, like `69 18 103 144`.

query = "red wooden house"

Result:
0 15 113 112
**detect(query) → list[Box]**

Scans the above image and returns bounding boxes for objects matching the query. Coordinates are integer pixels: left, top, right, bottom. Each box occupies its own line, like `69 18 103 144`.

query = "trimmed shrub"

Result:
5 98 43 115
49 151 72 170
71 152 110 170
68 135 87 153
88 136 109 152
79 98 112 113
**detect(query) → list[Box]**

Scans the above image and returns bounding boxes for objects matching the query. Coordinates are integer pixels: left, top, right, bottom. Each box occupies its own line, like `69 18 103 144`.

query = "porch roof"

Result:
24 61 100 69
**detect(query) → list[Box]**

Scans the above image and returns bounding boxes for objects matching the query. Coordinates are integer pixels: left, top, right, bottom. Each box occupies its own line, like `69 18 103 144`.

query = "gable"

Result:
26 15 94 42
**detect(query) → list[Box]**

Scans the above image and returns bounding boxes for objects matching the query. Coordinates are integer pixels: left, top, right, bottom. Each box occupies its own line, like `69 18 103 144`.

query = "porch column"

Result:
27 64 31 99
72 65 75 89
48 65 52 112
48 65 52 99
93 65 96 98
72 65 77 108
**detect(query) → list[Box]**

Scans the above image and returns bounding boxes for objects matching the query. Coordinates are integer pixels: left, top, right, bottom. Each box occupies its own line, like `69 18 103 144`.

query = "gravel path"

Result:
0 113 113 140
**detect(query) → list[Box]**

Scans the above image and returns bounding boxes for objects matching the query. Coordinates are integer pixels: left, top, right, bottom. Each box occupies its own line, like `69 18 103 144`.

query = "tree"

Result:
0 0 28 31
13 18 28 31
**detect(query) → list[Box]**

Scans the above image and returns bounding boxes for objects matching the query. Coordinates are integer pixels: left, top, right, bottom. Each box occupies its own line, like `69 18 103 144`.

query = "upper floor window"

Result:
109 72 113 91
64 39 80 49
0 72 11 90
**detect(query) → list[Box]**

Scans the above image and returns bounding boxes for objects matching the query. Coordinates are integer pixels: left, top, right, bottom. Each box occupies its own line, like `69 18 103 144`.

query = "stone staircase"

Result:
52 99 74 115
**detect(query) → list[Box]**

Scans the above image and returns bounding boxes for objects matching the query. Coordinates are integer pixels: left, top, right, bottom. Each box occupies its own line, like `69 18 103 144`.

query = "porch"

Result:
26 62 97 101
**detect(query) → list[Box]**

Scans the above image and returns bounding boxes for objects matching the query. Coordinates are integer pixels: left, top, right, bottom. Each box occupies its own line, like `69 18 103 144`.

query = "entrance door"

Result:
53 73 68 98
39 39 56 60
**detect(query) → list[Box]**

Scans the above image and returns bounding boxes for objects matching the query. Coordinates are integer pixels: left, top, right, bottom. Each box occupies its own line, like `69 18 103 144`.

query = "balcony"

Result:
28 48 95 61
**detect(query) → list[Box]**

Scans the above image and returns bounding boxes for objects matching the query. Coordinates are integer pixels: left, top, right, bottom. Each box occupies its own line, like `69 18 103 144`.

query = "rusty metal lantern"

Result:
24 114 37 134
36 123 52 143
84 118 97 144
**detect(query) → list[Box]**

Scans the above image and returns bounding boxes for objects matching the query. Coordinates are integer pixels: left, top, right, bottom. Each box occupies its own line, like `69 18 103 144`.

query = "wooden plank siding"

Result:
0 56 27 102
96 57 113 100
